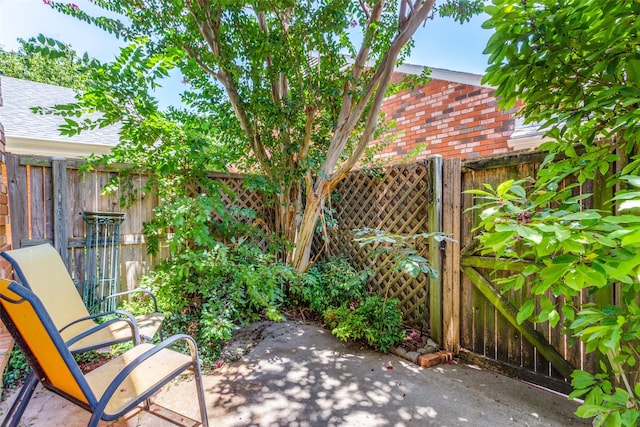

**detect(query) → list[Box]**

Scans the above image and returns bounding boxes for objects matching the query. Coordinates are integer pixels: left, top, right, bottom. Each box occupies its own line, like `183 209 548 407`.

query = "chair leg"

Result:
193 359 209 427
1 371 38 427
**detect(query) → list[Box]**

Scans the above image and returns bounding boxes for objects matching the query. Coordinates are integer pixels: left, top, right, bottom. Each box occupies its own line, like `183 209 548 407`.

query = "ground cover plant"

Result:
140 243 296 366
291 256 406 352
477 1 640 425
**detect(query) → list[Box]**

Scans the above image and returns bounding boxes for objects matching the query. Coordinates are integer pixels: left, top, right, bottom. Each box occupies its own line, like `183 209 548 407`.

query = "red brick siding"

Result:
0 112 14 383
374 75 518 161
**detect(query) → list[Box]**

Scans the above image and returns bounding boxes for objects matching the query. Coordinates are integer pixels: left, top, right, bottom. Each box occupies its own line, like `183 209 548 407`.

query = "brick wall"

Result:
373 73 519 161
0 76 14 385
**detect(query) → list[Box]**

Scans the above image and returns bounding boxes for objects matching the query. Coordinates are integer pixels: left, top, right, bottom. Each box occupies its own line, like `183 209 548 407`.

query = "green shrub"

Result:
141 242 296 366
293 257 405 352
2 347 29 395
292 256 369 314
324 296 405 352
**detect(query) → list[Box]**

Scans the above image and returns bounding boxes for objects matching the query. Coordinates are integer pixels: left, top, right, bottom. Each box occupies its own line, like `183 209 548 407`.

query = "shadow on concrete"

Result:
1 321 590 427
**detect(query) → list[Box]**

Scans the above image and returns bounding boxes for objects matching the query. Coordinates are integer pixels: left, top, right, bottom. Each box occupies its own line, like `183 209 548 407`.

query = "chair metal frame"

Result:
0 279 209 427
0 244 165 424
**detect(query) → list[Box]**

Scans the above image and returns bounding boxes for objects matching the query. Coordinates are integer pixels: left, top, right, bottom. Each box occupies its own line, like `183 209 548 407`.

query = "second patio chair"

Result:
1 244 164 353
0 278 208 427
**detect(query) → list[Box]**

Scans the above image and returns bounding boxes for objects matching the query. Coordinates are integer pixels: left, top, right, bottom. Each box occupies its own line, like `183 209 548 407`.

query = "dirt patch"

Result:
220 321 272 362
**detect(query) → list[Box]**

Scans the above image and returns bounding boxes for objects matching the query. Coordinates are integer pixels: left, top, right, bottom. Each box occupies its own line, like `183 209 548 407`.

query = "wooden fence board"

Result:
29 166 45 240
44 166 53 240
428 156 443 343
442 158 461 352
7 153 28 250
52 158 68 266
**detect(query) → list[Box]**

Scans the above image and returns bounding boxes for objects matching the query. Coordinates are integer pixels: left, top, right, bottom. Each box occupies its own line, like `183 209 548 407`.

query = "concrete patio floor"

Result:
1 320 590 427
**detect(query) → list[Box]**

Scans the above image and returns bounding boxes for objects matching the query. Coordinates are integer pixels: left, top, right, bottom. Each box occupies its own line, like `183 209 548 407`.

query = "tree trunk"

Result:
274 181 301 263
290 191 326 272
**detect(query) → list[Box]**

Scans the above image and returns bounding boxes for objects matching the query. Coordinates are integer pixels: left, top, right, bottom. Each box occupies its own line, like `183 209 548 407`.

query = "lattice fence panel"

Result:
210 173 275 248
313 161 432 329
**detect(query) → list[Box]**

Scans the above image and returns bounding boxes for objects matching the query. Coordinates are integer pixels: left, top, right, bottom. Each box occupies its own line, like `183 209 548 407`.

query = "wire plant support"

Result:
83 211 125 312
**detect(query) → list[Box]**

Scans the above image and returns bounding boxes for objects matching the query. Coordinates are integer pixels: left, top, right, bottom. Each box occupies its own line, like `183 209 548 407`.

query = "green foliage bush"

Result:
2 347 29 395
293 256 405 352
324 296 405 353
142 242 296 366
479 1 640 424
291 257 369 314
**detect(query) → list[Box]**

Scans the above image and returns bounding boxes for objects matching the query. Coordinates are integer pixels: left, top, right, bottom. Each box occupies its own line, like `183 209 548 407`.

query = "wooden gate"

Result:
442 151 604 393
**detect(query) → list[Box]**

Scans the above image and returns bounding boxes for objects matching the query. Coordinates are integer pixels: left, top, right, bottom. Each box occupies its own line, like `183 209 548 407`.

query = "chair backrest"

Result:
1 244 92 338
0 278 95 406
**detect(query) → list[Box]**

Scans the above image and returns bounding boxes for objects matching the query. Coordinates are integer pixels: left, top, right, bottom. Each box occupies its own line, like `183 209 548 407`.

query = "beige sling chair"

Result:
0 244 165 425
0 278 209 427
1 244 164 352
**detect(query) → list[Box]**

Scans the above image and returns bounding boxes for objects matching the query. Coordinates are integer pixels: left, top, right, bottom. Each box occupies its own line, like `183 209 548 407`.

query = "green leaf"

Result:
516 226 542 244
561 211 601 221
575 403 605 419
517 299 535 324
621 229 640 246
571 370 596 390
496 179 515 196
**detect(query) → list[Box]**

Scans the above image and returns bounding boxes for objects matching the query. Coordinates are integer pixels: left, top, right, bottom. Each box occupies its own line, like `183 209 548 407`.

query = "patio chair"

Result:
0 278 209 427
1 244 164 353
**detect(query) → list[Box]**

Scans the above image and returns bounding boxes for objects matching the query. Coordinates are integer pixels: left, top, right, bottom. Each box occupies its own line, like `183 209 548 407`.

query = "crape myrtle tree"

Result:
46 0 482 271
477 1 640 425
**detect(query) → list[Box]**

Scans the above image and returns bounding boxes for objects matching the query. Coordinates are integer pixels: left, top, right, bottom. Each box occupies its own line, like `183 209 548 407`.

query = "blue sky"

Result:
0 0 492 107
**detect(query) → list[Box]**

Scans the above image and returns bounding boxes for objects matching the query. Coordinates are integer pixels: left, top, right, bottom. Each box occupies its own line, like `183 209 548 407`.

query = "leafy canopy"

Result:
0 36 97 89
482 0 640 185
45 0 483 270
478 1 640 425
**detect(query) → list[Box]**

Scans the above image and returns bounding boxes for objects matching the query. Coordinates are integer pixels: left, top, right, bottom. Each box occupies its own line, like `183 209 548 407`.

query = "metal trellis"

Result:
83 211 125 312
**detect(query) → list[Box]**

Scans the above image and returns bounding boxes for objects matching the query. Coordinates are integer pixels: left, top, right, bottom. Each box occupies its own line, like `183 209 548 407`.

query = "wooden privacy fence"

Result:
5 154 273 293
5 150 611 393
6 153 159 292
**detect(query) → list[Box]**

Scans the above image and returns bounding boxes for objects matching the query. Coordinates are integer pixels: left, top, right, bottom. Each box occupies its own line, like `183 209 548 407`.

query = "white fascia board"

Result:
341 56 489 87
394 63 490 88
6 135 113 158
507 133 550 151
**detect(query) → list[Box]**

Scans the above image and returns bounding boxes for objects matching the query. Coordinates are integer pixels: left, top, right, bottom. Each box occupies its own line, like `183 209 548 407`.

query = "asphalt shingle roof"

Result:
0 76 120 146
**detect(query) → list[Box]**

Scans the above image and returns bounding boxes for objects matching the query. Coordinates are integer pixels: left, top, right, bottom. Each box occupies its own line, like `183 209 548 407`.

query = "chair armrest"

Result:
89 289 160 314
94 334 201 413
60 310 142 348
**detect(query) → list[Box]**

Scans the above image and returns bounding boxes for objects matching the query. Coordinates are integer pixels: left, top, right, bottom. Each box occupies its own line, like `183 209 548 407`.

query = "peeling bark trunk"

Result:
291 191 326 272
274 181 301 263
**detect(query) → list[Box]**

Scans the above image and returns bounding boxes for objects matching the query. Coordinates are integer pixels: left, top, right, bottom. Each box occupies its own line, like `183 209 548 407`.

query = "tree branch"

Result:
187 0 272 175
333 0 383 136
320 0 435 185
